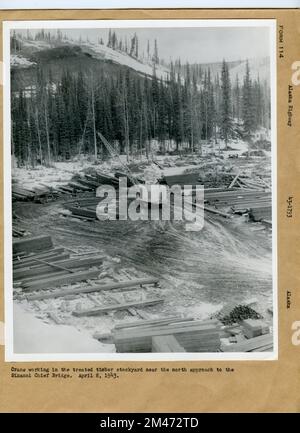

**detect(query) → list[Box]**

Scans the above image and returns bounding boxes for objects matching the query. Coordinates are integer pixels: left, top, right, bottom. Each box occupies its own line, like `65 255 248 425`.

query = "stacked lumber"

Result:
152 335 186 352
162 172 202 187
12 170 120 202
12 184 60 203
25 277 159 301
14 249 69 268
21 269 101 292
114 171 144 186
13 235 53 255
13 235 104 292
221 334 273 352
64 193 137 221
204 189 271 209
93 317 191 344
203 188 272 220
12 185 35 201
15 256 104 281
112 319 221 353
242 319 269 339
249 205 272 222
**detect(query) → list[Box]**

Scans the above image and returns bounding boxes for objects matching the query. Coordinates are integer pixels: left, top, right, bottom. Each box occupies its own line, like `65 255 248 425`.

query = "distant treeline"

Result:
11 48 270 166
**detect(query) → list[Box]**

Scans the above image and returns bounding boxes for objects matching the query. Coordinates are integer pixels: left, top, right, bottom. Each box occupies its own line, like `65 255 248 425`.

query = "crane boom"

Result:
97 132 138 186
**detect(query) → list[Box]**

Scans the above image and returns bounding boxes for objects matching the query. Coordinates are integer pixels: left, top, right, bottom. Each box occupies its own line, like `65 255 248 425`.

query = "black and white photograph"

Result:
4 20 277 360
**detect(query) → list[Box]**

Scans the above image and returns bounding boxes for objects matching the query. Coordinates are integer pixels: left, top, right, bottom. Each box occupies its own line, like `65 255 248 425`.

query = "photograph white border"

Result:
3 19 278 362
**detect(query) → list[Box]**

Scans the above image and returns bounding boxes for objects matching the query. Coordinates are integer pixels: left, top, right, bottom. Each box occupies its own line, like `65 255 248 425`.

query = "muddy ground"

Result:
13 195 273 342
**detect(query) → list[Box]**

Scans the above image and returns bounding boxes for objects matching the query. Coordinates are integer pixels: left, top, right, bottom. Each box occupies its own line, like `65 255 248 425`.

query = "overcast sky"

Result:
18 27 270 63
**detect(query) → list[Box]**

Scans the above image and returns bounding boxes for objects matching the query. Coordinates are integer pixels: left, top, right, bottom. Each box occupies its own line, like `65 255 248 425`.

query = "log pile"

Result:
12 184 60 203
12 170 120 203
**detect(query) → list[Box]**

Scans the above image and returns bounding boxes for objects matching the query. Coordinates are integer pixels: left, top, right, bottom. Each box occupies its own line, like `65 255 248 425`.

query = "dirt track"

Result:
13 196 273 320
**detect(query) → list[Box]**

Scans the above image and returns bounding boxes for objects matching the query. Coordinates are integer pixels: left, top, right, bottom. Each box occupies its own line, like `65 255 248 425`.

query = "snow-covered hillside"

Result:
229 57 270 82
12 36 269 85
13 37 170 80
78 41 170 80
11 54 36 68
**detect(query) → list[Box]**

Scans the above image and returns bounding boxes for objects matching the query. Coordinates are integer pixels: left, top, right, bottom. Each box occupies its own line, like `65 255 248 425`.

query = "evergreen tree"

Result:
220 59 232 149
242 60 256 142
153 39 159 65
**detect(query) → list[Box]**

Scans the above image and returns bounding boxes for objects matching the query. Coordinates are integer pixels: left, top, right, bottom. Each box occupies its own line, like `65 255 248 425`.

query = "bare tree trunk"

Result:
122 83 130 162
35 109 43 164
44 102 51 166
91 77 97 160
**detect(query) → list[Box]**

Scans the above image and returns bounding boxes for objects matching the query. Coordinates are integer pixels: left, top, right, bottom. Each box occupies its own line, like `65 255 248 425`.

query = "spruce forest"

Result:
10 29 271 167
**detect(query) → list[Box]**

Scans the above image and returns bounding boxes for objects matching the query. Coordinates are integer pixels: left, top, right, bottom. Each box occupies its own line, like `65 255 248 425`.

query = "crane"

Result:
97 131 139 187
97 131 162 206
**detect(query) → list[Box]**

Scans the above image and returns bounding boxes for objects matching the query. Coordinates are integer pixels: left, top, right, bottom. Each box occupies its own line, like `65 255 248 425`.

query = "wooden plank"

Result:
114 316 194 330
68 207 97 219
73 298 164 317
152 335 186 352
221 334 273 352
22 269 101 292
25 277 159 301
187 200 231 218
13 253 70 270
13 247 65 262
114 320 220 339
114 322 220 353
30 257 75 273
68 182 92 191
228 172 240 189
13 235 53 254
19 270 73 285
14 256 104 280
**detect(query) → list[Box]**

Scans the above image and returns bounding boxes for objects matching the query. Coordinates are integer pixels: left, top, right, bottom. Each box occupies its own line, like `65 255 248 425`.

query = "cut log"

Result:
72 298 164 317
25 277 159 301
22 269 101 292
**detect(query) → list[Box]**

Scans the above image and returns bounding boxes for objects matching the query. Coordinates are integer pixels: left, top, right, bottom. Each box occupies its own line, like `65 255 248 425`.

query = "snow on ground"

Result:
229 57 270 82
11 54 36 68
80 41 170 81
13 303 113 353
21 39 52 51
12 160 101 190
176 302 223 321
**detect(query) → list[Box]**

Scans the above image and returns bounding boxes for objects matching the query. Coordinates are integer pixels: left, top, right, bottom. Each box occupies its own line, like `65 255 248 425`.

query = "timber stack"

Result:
14 235 163 320
111 318 221 353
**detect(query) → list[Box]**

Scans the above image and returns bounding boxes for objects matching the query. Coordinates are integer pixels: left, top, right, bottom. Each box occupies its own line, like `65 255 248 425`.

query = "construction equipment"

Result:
97 131 162 205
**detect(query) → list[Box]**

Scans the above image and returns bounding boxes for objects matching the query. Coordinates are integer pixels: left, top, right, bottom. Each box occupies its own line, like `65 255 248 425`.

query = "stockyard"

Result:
10 25 274 355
